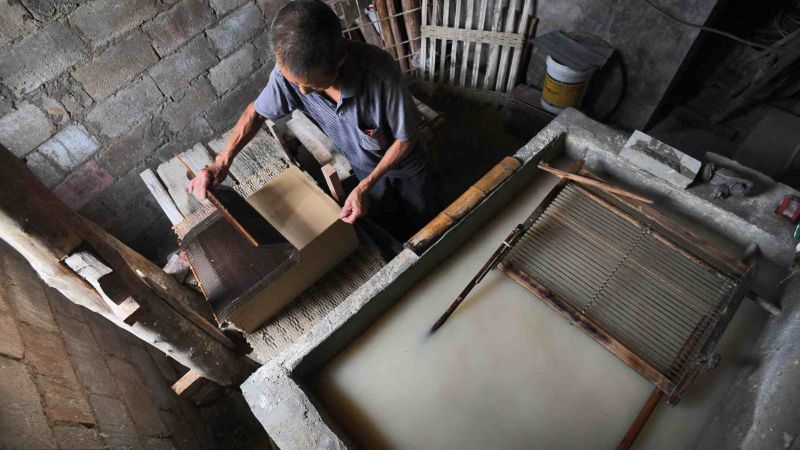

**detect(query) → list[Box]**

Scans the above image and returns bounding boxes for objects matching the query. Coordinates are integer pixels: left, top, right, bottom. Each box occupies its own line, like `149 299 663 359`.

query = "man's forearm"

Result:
217 102 266 166
359 137 416 191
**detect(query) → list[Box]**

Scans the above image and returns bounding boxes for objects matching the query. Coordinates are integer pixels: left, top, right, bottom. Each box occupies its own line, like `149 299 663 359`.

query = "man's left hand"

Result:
340 183 370 224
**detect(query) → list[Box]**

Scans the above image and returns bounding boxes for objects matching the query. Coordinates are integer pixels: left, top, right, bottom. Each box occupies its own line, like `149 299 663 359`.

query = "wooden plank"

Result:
449 0 462 83
140 169 184 225
400 0 421 53
482 0 506 90
64 251 143 325
499 260 674 393
374 0 398 59
439 0 450 83
385 0 409 71
470 0 490 88
421 24 525 47
322 163 345 203
506 14 537 92
538 163 653 203
172 369 203 396
458 0 476 86
420 0 428 75
286 110 351 179
356 16 384 47
428 0 438 82
208 129 289 182
157 147 210 216
495 0 519 91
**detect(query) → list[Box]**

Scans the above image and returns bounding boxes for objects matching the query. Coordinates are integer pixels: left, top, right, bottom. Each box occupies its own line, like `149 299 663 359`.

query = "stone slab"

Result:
53 160 114 210
0 22 87 95
107 357 168 437
0 1 36 47
128 346 180 412
149 36 218 96
86 76 164 138
143 0 215 57
73 32 160 101
52 425 106 450
620 130 701 188
161 77 217 132
66 338 119 397
84 311 129 360
25 151 65 188
0 102 54 157
69 0 158 47
37 375 96 425
19 323 80 390
205 63 272 132
38 123 101 171
1 256 57 331
206 2 264 56
97 117 167 177
209 43 256 95
0 357 56 449
0 314 24 359
19 0 57 21
210 0 247 15
88 394 142 448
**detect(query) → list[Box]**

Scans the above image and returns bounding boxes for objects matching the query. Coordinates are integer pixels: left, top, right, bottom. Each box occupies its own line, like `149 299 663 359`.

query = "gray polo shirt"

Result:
254 41 426 177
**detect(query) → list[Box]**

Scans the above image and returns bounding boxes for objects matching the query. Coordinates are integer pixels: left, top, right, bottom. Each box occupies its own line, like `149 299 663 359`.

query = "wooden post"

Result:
400 0 421 53
374 0 399 60
617 388 663 450
322 163 345 204
0 144 255 386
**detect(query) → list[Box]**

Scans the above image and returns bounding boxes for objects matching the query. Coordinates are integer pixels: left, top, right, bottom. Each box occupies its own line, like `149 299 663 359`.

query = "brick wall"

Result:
0 0 287 262
0 242 263 449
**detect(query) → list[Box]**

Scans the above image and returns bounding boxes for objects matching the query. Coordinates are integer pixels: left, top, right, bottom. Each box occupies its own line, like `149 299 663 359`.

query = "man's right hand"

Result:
189 157 230 201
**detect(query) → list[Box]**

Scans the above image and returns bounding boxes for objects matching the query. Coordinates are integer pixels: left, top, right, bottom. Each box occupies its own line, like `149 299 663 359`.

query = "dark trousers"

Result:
353 167 440 241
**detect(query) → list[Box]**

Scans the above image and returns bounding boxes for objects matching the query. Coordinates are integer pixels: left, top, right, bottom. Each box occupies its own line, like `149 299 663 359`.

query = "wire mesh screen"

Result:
180 211 300 321
502 184 739 388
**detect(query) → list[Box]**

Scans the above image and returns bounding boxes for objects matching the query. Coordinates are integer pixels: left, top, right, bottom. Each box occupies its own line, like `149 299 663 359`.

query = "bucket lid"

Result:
533 31 614 72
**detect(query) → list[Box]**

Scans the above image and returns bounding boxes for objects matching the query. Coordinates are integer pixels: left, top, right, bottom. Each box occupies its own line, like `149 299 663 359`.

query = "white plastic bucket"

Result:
541 55 594 114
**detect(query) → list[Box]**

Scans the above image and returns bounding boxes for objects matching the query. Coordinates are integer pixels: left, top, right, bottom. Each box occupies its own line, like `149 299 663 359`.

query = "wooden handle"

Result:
617 388 662 450
537 163 653 204
174 153 260 247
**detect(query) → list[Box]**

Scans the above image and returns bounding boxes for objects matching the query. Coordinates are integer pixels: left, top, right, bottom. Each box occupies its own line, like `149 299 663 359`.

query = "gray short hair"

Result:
270 0 345 80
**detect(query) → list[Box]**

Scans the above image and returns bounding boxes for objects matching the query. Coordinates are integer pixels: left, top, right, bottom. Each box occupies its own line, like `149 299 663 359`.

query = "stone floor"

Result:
0 241 268 449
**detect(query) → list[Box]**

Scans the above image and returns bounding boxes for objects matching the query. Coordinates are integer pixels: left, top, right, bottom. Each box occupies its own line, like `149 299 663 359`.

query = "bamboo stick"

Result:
537 162 654 204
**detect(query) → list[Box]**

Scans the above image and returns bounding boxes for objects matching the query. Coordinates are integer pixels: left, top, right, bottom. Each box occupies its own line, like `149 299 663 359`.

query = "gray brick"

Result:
86 76 164 138
0 313 24 359
209 43 256 95
129 346 179 412
257 0 290 27
0 1 37 47
143 0 215 57
37 375 96 425
38 123 101 171
85 311 129 359
210 0 247 15
55 313 95 349
68 0 158 48
19 323 81 389
99 169 153 217
97 117 167 177
107 357 168 437
146 346 178 383
0 103 54 157
159 409 201 450
40 94 68 125
167 116 214 153
74 32 160 101
19 0 57 22
206 63 271 132
65 339 118 397
0 358 56 449
53 425 106 450
25 151 66 188
150 36 217 96
1 256 57 331
53 160 114 210
0 22 87 95
88 394 143 449
206 2 264 56
45 285 88 322
162 77 216 132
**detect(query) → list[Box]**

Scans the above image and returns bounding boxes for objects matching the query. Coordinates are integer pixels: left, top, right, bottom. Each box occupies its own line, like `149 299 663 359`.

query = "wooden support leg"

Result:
617 388 663 450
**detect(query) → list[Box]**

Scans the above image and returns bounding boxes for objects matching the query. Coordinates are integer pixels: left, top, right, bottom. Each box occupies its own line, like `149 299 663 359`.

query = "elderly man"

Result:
190 0 437 239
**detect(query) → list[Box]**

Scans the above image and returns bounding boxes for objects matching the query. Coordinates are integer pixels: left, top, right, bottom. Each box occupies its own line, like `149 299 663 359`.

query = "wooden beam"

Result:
140 169 184 225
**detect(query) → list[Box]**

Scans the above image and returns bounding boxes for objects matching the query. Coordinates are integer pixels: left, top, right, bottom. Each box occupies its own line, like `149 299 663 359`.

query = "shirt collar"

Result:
338 47 362 100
